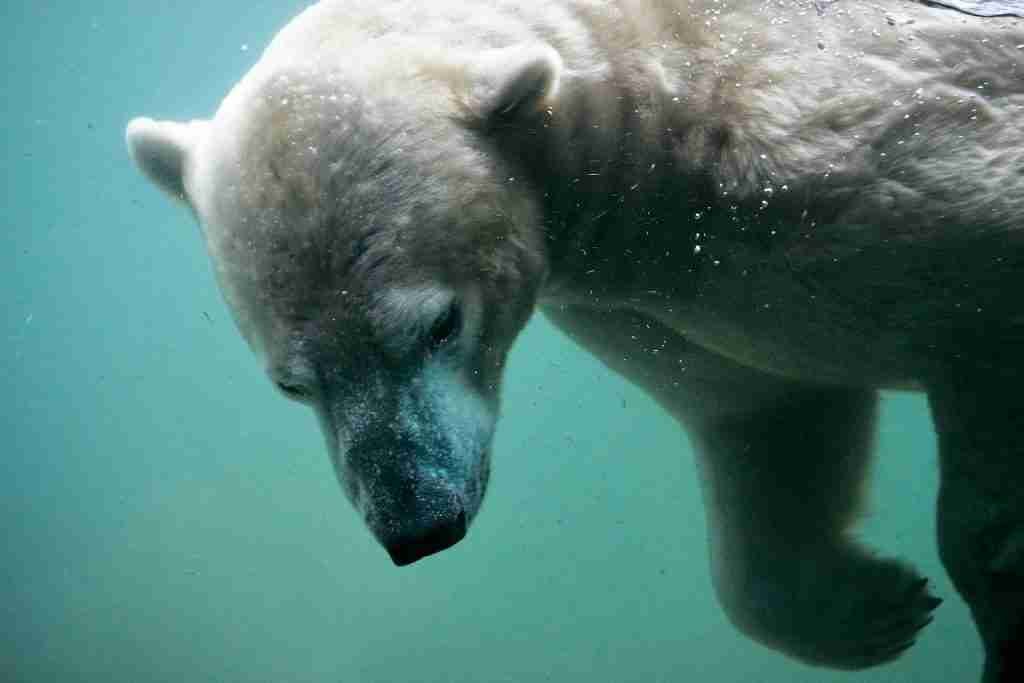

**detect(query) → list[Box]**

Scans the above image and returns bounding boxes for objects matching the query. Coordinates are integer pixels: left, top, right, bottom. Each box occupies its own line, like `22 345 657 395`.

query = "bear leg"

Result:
691 387 942 670
929 369 1024 683
543 304 940 669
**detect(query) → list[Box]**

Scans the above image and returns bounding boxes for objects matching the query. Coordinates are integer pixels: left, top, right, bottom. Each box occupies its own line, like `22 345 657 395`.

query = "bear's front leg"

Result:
930 369 1024 683
543 304 941 669
691 387 942 670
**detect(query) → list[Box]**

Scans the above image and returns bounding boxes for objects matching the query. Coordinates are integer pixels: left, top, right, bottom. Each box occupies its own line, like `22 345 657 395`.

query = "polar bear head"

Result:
127 39 561 565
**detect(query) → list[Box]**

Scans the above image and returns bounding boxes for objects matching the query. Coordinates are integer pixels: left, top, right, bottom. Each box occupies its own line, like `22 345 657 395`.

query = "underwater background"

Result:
4 1 984 681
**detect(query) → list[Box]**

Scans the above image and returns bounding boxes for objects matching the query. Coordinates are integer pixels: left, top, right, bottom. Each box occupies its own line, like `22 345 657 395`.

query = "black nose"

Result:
386 510 467 566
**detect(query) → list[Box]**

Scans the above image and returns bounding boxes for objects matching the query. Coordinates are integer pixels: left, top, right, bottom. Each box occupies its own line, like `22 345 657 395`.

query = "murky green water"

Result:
4 2 983 681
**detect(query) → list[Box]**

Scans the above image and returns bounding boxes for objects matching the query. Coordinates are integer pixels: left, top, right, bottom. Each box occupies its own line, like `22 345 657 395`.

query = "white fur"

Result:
126 1 1024 677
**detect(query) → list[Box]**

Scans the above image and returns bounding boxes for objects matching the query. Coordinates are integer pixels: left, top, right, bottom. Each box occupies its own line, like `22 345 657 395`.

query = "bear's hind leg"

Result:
929 369 1024 683
692 387 942 670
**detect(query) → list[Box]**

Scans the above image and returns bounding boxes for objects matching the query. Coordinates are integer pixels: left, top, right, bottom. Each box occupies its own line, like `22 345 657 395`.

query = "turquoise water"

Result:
4 2 983 681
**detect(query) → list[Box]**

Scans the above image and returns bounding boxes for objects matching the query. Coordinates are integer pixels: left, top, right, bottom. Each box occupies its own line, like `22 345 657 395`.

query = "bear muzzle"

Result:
317 391 490 565
355 456 484 565
346 446 476 566
383 507 468 566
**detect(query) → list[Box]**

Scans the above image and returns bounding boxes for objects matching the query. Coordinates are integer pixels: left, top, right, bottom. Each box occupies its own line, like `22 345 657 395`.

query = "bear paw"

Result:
719 543 942 670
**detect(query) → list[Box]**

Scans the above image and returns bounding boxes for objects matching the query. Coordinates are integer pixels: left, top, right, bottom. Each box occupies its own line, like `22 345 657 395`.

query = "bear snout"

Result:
383 508 467 566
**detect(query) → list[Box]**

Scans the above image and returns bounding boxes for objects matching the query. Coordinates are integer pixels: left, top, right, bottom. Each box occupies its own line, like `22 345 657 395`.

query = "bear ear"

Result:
125 117 207 204
466 44 562 123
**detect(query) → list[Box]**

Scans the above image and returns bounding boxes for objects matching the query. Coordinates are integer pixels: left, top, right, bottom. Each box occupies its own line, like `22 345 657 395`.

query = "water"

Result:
4 2 984 681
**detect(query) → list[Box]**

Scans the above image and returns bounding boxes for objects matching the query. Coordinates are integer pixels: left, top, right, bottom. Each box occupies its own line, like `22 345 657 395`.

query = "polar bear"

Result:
126 0 1024 679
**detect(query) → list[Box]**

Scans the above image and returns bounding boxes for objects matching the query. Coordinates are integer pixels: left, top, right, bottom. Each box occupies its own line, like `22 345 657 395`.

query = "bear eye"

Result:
275 380 310 401
428 301 462 350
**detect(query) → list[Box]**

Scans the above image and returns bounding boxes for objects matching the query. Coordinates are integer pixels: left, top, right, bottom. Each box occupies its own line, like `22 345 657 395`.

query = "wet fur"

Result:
128 1 1024 679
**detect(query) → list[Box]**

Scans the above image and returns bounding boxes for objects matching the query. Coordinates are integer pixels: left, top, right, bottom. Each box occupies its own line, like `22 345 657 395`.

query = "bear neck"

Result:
491 46 726 313
480 2 827 321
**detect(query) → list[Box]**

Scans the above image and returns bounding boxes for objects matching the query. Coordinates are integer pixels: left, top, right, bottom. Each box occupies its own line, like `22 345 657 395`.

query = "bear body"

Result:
127 1 1024 680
